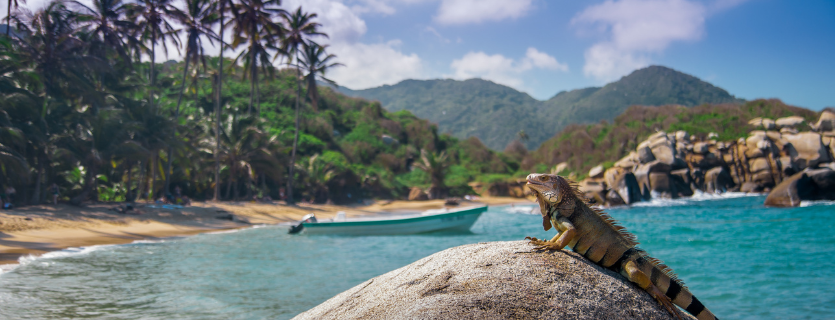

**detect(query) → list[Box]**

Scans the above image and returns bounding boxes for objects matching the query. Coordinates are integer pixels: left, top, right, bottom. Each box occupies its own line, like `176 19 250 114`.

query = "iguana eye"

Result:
540 176 548 181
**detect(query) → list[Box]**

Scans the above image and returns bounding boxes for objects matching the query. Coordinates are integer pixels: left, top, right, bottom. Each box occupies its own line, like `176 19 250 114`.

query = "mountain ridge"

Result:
338 65 744 150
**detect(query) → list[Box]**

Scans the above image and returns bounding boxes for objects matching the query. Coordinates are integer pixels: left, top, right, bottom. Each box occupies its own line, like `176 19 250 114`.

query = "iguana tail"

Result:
620 248 719 320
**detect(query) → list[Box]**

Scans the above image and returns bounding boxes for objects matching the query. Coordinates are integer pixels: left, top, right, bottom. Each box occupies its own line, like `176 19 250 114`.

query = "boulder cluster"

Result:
577 111 835 207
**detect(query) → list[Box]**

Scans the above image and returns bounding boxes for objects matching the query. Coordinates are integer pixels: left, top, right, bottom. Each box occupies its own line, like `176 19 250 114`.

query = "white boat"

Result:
292 205 488 235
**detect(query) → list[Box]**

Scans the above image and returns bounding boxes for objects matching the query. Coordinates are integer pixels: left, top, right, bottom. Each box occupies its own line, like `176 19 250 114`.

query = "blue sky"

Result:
8 0 834 109
284 0 834 110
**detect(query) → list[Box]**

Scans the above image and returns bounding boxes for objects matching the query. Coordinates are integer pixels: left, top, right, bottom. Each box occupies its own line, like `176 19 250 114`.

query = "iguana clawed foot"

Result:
525 236 563 251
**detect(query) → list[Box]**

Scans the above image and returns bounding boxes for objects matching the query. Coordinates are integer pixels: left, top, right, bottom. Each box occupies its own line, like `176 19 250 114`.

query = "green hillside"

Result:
543 65 745 127
340 66 744 150
339 79 547 151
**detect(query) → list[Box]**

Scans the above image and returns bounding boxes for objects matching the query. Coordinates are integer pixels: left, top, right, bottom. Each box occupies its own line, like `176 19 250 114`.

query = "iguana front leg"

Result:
526 216 576 251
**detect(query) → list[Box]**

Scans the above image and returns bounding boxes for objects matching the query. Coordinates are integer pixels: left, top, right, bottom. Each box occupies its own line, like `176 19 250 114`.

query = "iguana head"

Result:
526 173 571 231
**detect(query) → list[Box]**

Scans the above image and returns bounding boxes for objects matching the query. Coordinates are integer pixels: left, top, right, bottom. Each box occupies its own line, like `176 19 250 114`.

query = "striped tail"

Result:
635 254 718 320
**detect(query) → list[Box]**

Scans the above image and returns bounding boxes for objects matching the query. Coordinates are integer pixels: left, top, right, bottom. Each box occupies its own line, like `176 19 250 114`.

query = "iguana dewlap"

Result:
524 173 718 320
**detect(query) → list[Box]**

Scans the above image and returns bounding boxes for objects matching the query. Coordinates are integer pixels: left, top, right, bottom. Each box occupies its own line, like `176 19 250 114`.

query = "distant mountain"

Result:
338 66 744 150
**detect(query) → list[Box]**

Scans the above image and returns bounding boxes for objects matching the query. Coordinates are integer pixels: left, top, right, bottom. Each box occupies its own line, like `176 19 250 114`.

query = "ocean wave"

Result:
629 190 760 208
630 198 691 207
500 205 538 215
800 200 835 207
18 244 115 266
689 190 761 201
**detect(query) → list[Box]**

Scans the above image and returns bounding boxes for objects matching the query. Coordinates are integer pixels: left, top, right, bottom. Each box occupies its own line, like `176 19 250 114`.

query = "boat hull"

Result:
302 206 487 235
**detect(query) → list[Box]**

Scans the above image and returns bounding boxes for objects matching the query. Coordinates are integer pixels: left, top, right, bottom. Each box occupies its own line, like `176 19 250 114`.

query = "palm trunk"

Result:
6 4 10 36
164 56 191 195
248 45 255 115
255 70 260 117
225 164 233 200
126 162 134 202
151 152 158 200
150 31 156 111
214 4 224 201
137 159 146 201
287 53 300 205
30 153 44 205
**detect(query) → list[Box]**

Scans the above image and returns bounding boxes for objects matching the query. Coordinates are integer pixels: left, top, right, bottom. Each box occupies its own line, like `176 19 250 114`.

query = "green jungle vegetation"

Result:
523 99 821 179
340 65 745 150
0 0 516 206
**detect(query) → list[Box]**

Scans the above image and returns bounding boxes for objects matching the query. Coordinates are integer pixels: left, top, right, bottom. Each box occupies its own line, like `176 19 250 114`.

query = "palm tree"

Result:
228 0 285 115
215 116 284 200
296 153 340 203
163 0 218 195
281 6 325 205
213 0 235 201
4 0 25 36
299 41 341 112
71 0 136 66
14 2 101 101
129 0 182 109
413 149 450 200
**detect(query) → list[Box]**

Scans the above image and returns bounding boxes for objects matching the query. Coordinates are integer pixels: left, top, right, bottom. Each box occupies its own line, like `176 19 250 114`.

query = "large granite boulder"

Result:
604 167 643 205
614 151 639 168
782 132 832 169
812 110 835 132
293 241 691 320
764 168 835 207
775 116 806 129
648 173 678 199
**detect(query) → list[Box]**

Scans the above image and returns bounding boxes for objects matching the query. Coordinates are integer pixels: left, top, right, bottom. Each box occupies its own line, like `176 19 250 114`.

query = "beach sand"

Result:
0 197 531 265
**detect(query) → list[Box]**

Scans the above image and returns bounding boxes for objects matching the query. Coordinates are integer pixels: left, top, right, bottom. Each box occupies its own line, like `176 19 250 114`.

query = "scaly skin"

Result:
524 173 718 320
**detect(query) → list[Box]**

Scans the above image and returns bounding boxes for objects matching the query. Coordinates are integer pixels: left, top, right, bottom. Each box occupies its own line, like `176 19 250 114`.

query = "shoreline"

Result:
0 197 531 266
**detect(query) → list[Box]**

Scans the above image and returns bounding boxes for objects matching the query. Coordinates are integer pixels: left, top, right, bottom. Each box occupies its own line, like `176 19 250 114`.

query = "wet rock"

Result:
648 173 677 199
740 181 764 193
705 167 734 194
293 241 690 320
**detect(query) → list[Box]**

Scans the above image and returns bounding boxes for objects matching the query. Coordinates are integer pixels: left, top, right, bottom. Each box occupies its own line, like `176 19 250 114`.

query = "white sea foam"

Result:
631 197 690 207
502 205 538 215
629 190 760 208
800 200 835 207
689 190 760 201
17 244 115 266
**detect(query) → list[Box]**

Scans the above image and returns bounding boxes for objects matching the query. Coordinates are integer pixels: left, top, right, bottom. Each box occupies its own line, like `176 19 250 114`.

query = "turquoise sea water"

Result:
1 195 834 319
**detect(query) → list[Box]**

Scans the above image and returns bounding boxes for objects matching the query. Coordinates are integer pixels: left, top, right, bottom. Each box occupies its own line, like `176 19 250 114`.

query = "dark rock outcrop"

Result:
293 241 692 320
764 168 835 207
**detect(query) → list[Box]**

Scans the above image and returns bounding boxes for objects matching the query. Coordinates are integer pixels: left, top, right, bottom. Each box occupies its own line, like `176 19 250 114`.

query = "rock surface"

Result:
293 241 692 320
764 168 835 207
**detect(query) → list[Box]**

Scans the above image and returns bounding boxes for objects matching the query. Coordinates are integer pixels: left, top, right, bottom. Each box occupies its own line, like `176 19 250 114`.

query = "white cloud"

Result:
329 41 424 88
572 0 748 82
522 47 568 71
449 47 567 90
434 0 533 25
283 0 367 44
281 0 426 89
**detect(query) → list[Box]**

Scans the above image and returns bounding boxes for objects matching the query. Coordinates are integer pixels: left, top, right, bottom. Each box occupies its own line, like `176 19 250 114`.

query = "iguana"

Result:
524 173 717 320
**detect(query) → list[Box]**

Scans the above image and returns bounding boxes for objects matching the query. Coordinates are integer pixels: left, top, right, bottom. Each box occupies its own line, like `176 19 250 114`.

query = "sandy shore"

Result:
0 197 531 265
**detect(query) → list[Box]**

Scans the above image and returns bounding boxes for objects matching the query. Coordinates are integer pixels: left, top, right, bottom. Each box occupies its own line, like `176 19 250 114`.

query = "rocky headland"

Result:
567 111 835 207
293 241 693 320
